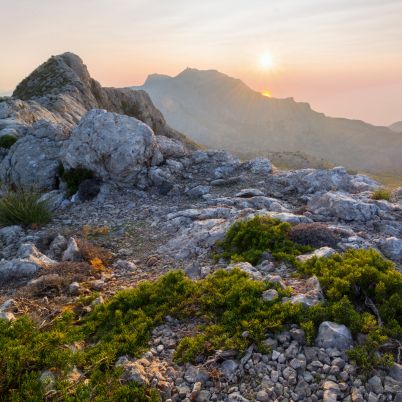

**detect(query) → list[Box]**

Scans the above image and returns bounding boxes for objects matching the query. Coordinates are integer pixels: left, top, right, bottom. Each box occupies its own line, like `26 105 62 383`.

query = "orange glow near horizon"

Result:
261 90 272 98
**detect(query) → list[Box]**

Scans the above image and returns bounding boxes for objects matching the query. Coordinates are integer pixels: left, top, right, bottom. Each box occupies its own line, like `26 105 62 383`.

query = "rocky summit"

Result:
0 53 402 402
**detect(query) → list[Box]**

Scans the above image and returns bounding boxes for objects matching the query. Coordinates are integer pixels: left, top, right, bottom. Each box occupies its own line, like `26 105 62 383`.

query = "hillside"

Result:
390 121 402 133
0 53 402 401
136 68 402 175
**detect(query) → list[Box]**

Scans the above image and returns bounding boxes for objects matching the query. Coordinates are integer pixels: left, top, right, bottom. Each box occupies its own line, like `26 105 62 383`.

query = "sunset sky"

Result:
1 0 401 126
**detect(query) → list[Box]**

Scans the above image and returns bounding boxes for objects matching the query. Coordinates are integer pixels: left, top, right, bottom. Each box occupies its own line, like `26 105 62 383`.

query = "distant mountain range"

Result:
390 121 402 133
135 68 402 176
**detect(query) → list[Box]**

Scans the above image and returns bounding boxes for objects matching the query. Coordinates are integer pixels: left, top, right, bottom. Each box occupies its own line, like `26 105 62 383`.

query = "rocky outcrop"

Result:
0 53 196 190
307 191 379 222
0 120 67 190
10 53 195 146
63 109 162 186
272 167 379 195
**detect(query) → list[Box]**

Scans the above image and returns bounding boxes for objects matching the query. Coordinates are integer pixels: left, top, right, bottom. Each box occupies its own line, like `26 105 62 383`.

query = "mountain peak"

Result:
13 52 91 100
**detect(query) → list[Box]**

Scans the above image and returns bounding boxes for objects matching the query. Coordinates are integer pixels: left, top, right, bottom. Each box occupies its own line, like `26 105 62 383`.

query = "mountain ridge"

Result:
135 68 402 175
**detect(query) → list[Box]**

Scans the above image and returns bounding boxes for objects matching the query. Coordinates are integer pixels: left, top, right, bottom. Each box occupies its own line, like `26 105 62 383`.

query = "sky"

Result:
1 0 401 126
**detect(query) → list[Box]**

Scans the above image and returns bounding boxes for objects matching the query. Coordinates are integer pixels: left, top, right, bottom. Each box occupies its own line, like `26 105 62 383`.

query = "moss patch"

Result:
0 134 17 149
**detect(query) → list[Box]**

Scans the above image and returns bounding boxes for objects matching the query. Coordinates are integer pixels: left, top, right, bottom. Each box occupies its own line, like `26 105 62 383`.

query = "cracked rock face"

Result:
63 109 161 186
0 120 66 191
307 191 379 222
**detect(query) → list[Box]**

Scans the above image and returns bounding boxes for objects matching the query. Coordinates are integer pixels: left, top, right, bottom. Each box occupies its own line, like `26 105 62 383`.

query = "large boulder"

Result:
315 321 353 350
63 109 162 186
379 237 402 262
0 121 66 191
4 52 197 150
308 191 379 222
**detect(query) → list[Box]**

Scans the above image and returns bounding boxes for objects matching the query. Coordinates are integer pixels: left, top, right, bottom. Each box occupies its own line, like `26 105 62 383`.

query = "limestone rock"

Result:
379 237 402 262
0 259 40 282
296 247 336 262
235 188 265 198
246 157 272 175
64 109 161 186
262 289 279 301
389 363 402 382
48 234 68 260
274 167 378 195
17 243 56 267
156 135 187 158
0 311 16 322
308 191 379 222
0 225 23 246
62 238 81 262
0 121 66 191
38 190 66 211
315 321 353 350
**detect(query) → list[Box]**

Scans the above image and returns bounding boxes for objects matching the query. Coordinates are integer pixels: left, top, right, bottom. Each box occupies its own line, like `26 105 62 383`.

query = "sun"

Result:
259 53 274 70
261 90 272 98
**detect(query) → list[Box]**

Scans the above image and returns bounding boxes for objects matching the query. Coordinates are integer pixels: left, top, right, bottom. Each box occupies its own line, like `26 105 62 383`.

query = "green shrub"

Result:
0 134 17 149
174 269 302 362
371 188 392 201
2 251 400 399
298 248 402 372
347 330 394 375
298 248 402 334
215 216 312 265
58 165 94 196
0 191 52 227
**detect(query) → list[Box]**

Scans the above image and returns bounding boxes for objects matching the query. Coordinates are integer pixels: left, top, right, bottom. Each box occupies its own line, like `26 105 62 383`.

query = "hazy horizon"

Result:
1 0 401 126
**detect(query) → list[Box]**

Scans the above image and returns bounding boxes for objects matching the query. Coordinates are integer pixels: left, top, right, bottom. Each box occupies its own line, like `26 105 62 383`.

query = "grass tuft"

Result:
0 191 52 228
371 188 392 201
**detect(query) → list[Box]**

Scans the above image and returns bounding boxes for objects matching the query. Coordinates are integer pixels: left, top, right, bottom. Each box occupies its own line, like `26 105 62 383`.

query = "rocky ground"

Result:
1 152 402 401
0 52 402 401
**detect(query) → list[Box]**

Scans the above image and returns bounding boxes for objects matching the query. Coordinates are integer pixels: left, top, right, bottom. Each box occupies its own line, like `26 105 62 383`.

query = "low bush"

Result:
216 216 400 371
289 222 340 248
0 270 300 399
298 248 402 373
0 134 17 149
2 249 401 398
0 191 52 228
215 216 312 265
174 269 298 362
298 248 402 334
58 165 94 196
371 188 392 201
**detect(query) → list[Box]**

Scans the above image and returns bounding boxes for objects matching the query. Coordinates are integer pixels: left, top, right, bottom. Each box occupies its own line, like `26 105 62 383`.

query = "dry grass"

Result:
22 262 100 298
76 238 114 269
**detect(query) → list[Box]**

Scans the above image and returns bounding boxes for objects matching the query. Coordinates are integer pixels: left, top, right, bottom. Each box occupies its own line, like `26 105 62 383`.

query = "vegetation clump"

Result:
0 269 300 399
0 190 52 228
2 214 402 398
215 217 401 373
289 222 340 249
298 248 402 373
371 188 392 201
58 164 95 196
215 216 312 265
0 134 17 149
